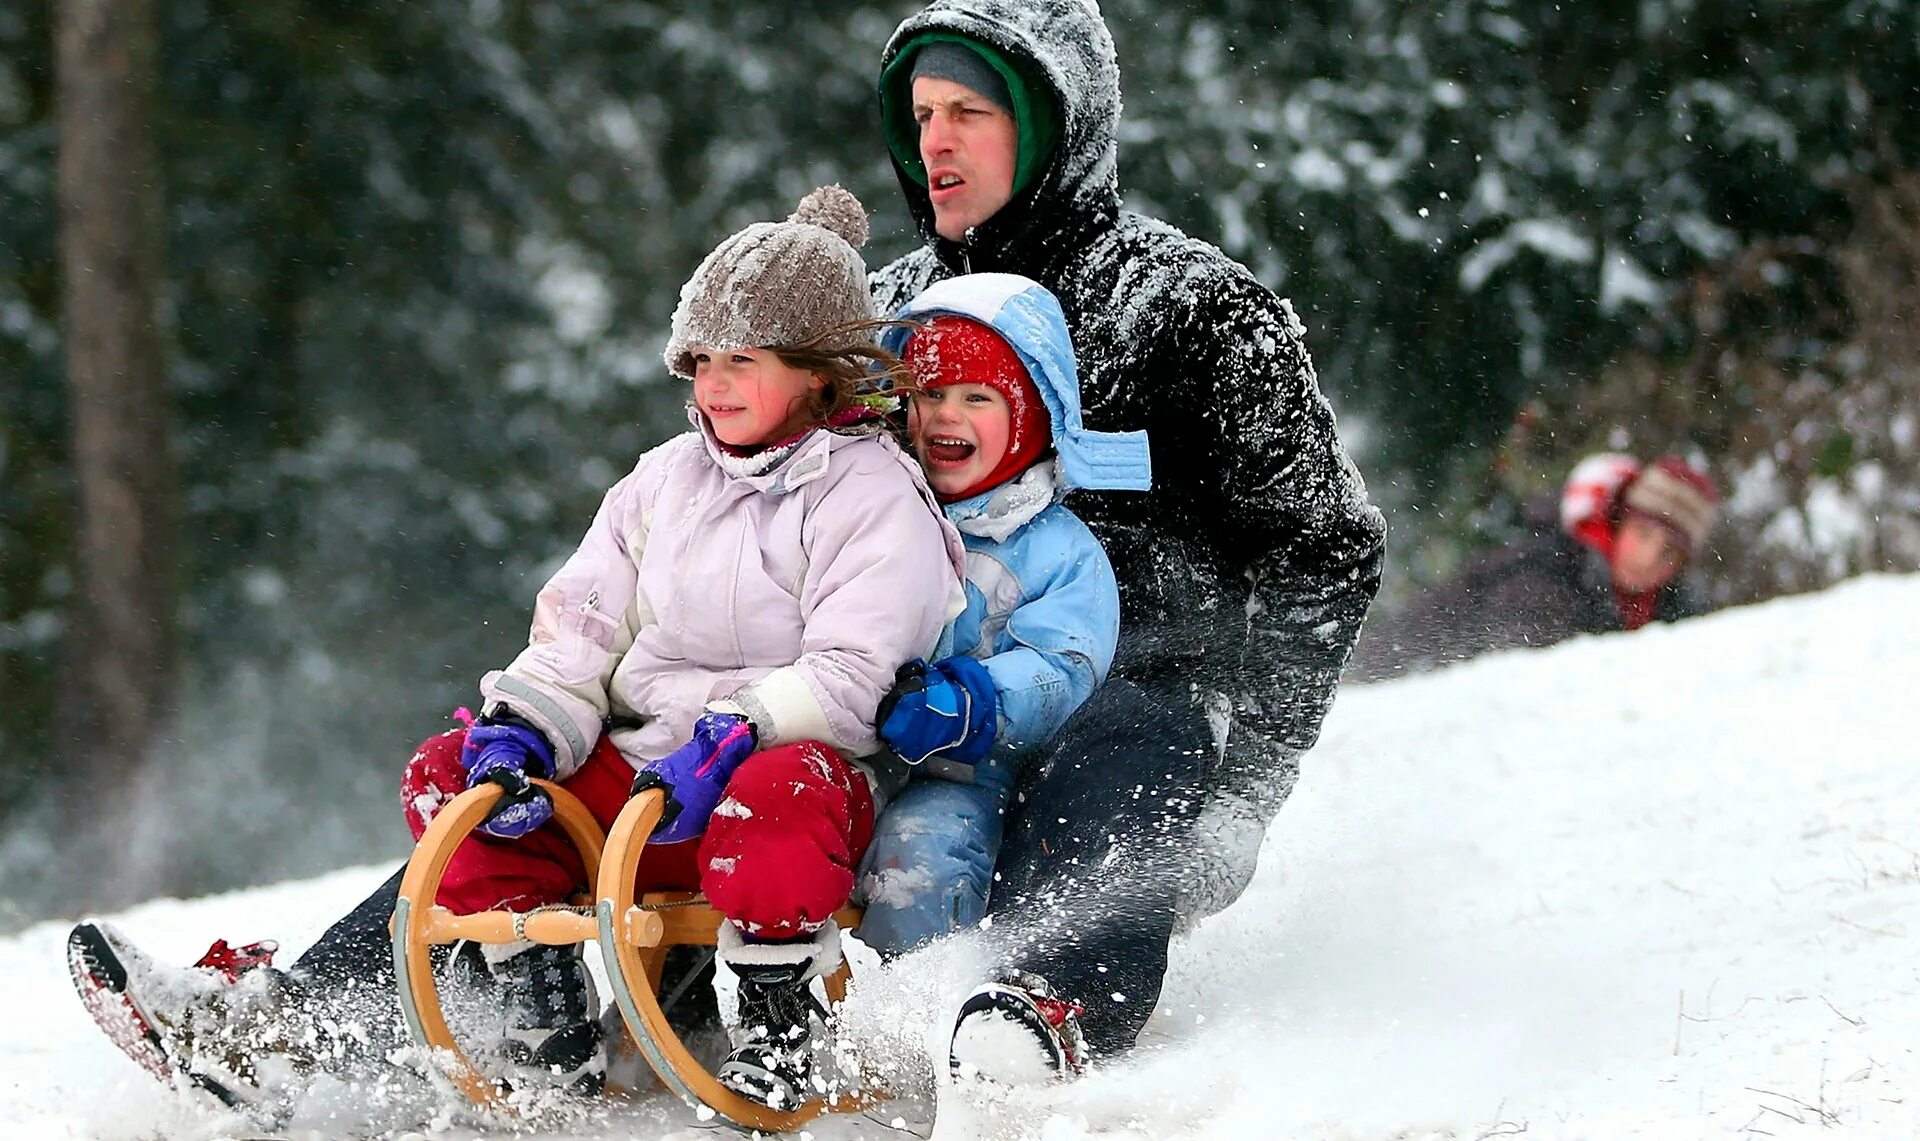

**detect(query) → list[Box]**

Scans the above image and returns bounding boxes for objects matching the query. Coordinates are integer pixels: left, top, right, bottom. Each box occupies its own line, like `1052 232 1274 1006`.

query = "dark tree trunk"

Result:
54 0 176 803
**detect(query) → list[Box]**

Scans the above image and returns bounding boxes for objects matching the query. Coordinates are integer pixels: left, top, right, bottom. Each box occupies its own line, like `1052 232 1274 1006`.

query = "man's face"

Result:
1611 514 1688 594
912 75 1018 241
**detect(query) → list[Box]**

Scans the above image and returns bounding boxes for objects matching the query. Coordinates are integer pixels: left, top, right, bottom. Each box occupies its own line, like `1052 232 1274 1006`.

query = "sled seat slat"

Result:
417 904 599 947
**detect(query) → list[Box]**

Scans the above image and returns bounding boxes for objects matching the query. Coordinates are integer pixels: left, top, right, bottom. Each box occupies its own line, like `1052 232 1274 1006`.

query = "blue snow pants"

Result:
854 751 1020 955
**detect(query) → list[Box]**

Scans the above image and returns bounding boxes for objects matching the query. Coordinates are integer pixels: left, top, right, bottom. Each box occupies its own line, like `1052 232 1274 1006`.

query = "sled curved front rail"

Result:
596 788 875 1132
391 778 604 1110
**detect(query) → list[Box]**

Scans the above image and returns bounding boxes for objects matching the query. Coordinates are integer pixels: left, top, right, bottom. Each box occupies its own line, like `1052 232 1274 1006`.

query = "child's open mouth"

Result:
926 435 975 463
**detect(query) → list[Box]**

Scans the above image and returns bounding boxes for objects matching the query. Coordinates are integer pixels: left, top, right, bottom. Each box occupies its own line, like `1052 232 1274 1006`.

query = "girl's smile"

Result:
691 346 826 448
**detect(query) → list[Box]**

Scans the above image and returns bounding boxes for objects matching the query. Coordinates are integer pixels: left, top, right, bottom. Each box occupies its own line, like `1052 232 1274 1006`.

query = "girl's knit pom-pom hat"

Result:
664 185 875 378
790 183 869 249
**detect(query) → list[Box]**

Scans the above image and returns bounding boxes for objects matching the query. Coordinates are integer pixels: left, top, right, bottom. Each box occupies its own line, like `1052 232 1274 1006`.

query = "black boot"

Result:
717 964 821 1108
67 920 305 1115
713 922 838 1110
488 941 606 1096
949 969 1088 1084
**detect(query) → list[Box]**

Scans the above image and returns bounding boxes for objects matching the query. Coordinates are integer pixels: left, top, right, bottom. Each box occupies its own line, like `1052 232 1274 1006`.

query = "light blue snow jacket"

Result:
857 273 1151 955
881 272 1150 762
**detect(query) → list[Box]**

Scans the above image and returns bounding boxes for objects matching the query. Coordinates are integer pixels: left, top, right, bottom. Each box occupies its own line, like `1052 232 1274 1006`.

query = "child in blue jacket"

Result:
858 272 1149 972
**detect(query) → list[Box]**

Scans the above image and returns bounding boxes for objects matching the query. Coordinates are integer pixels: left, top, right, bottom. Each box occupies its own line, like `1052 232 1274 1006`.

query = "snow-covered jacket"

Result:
873 0 1386 821
480 414 965 796
880 273 1150 758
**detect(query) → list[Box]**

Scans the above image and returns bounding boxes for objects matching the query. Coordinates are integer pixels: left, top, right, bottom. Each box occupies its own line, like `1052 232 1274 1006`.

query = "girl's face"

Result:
691 346 825 448
908 382 1012 498
1611 514 1687 593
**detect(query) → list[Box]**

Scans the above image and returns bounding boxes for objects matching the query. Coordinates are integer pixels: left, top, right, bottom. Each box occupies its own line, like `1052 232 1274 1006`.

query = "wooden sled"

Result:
392 778 873 1132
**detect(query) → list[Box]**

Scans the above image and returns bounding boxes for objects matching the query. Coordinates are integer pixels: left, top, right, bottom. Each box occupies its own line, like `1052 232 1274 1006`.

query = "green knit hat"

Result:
880 32 1060 200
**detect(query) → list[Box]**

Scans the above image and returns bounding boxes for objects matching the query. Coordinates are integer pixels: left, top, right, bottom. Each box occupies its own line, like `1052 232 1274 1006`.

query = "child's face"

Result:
1611 514 1688 593
908 382 1012 498
691 346 825 448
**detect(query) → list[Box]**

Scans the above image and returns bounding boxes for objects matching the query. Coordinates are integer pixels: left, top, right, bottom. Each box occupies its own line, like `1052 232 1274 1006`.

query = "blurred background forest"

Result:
2 0 1916 927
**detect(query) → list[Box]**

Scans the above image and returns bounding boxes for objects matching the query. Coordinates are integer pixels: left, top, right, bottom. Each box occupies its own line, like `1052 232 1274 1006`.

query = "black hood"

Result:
880 0 1124 263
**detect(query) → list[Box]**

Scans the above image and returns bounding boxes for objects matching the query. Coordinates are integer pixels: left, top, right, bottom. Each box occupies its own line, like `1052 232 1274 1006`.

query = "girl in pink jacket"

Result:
66 187 962 1117
394 185 963 1105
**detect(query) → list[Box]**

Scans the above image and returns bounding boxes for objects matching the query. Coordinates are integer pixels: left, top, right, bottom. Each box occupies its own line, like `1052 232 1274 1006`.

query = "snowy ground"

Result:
5 573 1916 1140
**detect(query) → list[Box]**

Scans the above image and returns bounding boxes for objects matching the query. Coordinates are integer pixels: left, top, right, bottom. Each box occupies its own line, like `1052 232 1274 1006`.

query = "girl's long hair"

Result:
771 317 925 427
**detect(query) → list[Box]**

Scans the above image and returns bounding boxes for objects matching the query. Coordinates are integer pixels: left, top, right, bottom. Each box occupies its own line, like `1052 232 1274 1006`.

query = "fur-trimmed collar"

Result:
944 458 1064 541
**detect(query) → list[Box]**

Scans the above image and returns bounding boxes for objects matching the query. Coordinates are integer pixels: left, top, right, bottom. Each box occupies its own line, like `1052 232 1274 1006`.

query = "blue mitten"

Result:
633 712 758 844
878 656 998 765
460 715 557 839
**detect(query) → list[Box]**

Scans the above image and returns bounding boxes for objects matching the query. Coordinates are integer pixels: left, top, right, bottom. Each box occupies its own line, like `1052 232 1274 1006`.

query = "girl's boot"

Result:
713 920 841 1109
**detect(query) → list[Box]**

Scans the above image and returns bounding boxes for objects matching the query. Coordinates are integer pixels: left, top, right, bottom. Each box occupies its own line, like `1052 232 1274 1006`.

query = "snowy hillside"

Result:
6 574 1916 1140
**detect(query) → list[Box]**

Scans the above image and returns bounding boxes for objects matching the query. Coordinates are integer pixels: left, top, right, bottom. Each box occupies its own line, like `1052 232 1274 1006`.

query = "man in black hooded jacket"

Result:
870 0 1386 1077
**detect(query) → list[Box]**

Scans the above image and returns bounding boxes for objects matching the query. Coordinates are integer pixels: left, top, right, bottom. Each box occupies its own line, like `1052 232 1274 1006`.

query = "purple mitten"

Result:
460 718 557 839
636 712 758 844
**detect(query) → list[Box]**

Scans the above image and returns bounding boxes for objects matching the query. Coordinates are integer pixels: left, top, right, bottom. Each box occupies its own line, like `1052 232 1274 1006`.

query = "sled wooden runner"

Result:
392 779 875 1131
595 786 874 1132
391 778 606 1109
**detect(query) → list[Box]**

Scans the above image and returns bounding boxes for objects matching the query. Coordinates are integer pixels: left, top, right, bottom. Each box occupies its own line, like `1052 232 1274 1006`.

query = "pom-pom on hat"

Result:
1620 456 1719 555
905 314 1051 501
664 185 874 379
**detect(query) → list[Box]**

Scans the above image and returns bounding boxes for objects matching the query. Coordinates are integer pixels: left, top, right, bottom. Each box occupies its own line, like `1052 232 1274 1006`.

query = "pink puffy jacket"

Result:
480 416 964 794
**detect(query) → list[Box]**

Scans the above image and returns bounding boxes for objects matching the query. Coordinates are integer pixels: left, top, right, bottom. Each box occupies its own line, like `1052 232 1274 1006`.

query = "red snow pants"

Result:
401 728 874 939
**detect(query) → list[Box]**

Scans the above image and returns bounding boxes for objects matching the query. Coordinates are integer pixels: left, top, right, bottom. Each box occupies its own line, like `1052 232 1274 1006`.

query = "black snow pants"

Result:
294 865 406 988
982 678 1213 1058
280 864 411 1058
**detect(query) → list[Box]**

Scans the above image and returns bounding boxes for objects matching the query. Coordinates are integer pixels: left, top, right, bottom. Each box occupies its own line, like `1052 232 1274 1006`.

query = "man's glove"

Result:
633 712 758 844
877 656 997 765
460 715 557 839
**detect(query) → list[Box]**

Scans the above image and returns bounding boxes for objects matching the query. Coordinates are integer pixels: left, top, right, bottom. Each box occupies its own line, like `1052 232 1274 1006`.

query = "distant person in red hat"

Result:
1350 453 1721 681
